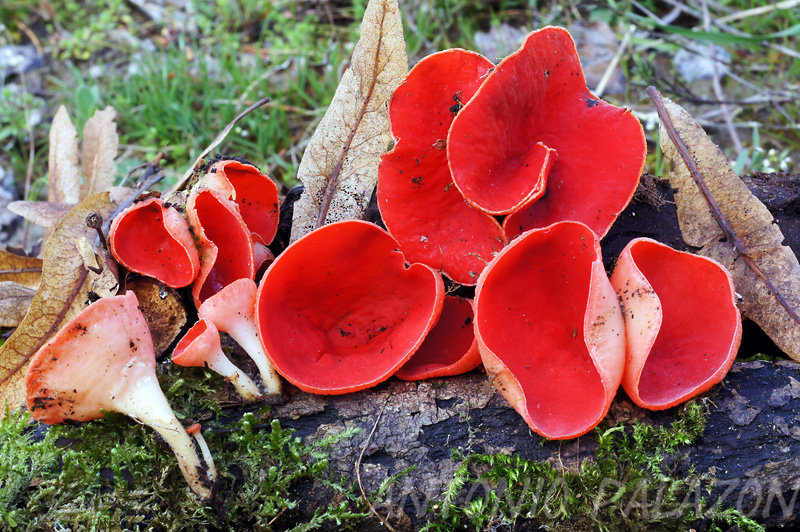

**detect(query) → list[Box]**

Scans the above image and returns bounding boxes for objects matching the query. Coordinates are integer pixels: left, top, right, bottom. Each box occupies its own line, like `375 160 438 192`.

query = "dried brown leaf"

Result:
656 93 800 360
80 107 119 199
290 0 407 241
0 188 129 416
7 201 74 229
127 277 188 356
48 106 81 205
0 282 37 327
0 249 42 289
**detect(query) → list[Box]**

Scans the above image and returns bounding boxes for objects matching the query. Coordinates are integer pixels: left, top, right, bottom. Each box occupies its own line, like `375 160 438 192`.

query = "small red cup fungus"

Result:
257 220 444 395
448 26 646 237
25 292 215 499
378 49 506 284
610 238 742 410
475 221 625 439
173 318 263 402
186 188 255 308
395 296 481 381
108 197 200 288
199 159 280 247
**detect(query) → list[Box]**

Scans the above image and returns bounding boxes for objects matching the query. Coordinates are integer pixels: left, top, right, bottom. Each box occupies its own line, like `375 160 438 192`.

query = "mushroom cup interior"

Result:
627 239 741 407
257 220 444 394
476 221 622 438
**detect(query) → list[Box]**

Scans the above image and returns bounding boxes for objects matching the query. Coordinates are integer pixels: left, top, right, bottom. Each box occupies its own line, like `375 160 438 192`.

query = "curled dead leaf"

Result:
290 0 408 241
0 188 130 417
80 107 119 199
0 249 42 289
127 277 188 356
652 89 800 360
48 106 81 205
8 201 75 230
0 282 37 327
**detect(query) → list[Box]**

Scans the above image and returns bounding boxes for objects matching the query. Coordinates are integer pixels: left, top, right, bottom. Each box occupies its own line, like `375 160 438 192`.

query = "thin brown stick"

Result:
356 394 395 532
648 86 800 327
0 268 42 275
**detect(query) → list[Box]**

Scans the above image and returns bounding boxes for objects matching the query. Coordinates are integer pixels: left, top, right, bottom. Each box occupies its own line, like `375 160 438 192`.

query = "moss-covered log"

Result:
271 361 800 530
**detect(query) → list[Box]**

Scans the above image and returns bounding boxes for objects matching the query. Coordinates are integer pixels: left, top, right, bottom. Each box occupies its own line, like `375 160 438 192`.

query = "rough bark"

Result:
271 361 800 530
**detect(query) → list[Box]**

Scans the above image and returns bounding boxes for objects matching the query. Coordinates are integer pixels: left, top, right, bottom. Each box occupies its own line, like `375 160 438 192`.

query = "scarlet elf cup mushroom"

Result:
447 26 646 237
610 238 742 410
256 220 444 394
475 221 625 439
378 49 506 285
25 292 216 499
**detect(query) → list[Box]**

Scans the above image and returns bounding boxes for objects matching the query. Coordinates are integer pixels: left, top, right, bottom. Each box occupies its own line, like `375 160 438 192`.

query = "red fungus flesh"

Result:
108 197 199 288
475 221 625 439
187 188 255 307
395 296 480 381
378 49 506 285
448 26 646 237
610 238 741 409
201 159 280 246
257 220 444 394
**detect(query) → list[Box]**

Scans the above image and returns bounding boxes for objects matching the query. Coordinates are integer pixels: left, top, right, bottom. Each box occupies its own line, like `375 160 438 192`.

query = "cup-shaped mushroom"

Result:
25 292 215 499
378 49 506 285
448 26 646 236
198 278 281 396
257 220 445 394
186 188 255 308
199 159 280 246
108 197 200 288
173 318 263 402
610 238 742 410
475 221 625 439
395 296 480 381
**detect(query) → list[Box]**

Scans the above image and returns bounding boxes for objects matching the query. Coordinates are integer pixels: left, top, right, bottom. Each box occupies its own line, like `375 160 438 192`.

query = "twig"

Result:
356 394 395 532
648 86 800 327
102 157 166 238
119 151 167 187
717 0 800 24
701 0 743 155
594 24 634 98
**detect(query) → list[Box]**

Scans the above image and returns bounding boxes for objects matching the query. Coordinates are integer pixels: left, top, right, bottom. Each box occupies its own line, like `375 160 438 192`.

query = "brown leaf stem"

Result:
648 86 800 327
0 268 43 275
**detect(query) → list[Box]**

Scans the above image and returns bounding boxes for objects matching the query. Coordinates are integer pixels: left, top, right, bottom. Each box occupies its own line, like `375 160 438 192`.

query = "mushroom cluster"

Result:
24 25 745 501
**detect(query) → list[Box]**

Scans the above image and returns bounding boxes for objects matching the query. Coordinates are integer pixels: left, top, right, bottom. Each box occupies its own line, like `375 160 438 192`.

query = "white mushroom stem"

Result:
206 355 263 402
224 319 282 395
114 372 215 499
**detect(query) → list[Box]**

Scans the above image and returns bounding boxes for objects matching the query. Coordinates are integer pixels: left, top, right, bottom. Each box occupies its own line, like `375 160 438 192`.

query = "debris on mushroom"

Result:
199 158 280 248
25 292 216 499
186 188 255 308
108 197 200 288
475 221 625 439
378 49 506 285
257 220 444 394
448 26 646 237
198 278 282 396
173 318 264 402
186 423 217 484
610 238 742 410
395 296 481 381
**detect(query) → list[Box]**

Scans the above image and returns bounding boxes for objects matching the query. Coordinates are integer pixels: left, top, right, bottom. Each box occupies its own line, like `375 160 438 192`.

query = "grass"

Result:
1 0 798 195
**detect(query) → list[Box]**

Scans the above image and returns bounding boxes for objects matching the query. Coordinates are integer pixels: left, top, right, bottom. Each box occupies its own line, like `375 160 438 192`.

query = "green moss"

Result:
0 365 366 531
423 401 764 532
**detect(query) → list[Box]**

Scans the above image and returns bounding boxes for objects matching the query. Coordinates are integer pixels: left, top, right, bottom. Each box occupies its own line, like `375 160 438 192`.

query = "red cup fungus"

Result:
186 188 255 308
173 318 263 402
395 296 481 381
610 238 742 410
448 26 646 237
108 197 200 288
475 221 625 439
378 49 506 284
199 159 280 247
257 220 444 395
25 292 215 499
